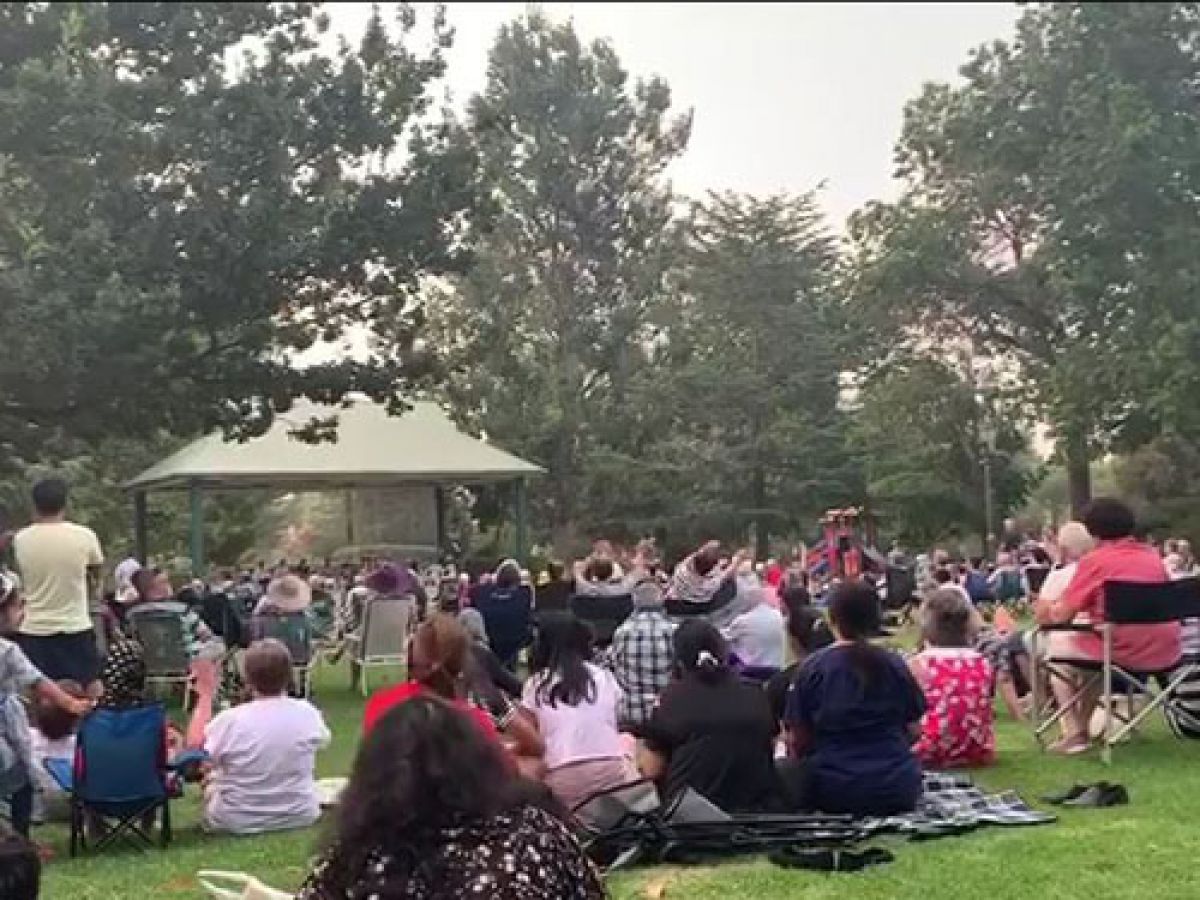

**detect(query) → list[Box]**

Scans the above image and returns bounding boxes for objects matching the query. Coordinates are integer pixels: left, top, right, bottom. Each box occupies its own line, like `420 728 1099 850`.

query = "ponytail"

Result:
673 620 731 685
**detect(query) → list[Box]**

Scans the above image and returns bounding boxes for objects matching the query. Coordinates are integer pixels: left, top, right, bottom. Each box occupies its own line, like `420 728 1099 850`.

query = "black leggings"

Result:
8 783 33 837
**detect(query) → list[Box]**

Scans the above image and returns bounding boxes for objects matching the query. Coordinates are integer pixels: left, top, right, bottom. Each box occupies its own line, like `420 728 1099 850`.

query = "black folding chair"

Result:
1032 577 1200 762
570 593 634 648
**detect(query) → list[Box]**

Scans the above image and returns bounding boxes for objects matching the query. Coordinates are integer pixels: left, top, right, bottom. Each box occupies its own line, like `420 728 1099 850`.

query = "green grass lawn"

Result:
38 660 1200 900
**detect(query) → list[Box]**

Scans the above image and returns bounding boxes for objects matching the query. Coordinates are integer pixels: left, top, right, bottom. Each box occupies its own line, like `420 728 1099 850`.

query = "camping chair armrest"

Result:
168 749 211 771
1032 622 1106 634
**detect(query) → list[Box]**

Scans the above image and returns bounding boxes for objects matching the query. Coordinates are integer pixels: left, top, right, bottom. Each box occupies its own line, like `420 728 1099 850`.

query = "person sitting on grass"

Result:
766 599 828 732
781 579 925 816
298 695 605 900
521 612 635 810
0 572 93 841
0 825 39 900
639 620 781 813
909 588 995 768
363 615 545 777
665 541 751 628
201 639 330 835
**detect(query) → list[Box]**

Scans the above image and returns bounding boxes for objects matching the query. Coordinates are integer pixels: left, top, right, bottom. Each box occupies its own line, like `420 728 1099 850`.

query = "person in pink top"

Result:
1035 498 1179 754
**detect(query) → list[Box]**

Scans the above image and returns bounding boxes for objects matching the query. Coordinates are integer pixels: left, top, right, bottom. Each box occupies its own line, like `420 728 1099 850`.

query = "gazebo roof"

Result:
125 399 543 492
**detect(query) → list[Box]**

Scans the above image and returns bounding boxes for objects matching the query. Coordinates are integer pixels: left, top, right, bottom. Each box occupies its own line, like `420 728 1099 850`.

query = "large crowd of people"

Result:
0 476 1195 897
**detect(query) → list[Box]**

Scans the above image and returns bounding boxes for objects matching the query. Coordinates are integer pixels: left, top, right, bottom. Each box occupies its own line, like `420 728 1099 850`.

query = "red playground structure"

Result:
808 507 885 579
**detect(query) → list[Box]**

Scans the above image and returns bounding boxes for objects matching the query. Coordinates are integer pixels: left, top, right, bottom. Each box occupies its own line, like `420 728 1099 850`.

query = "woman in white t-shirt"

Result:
202 639 330 835
521 612 636 810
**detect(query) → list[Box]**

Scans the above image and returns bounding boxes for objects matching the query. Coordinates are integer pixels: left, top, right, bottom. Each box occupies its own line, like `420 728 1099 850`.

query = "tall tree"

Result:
852 356 1038 549
0 3 475 467
847 2 1200 515
436 12 690 548
640 192 856 550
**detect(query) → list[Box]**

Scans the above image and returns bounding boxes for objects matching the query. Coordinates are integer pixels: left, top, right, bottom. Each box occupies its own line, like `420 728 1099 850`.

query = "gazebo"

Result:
124 399 543 570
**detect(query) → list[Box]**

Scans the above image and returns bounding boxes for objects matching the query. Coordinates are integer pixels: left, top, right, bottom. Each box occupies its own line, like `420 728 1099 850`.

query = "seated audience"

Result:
766 603 828 730
962 558 993 605
639 620 781 812
535 561 574 616
607 578 675 732
521 613 634 810
724 584 785 671
252 573 312 618
782 579 925 816
1035 499 1178 754
125 568 225 663
910 589 995 768
202 639 330 834
989 552 1025 605
474 561 534 670
665 541 750 628
0 826 39 900
298 695 604 900
459 607 523 699
363 615 544 773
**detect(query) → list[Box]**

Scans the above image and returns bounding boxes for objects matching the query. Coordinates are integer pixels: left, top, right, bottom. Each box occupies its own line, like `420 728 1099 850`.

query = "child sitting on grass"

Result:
29 679 87 824
0 572 93 839
910 588 995 768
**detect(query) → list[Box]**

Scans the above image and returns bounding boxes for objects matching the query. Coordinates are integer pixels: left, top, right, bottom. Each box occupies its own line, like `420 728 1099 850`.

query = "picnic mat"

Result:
860 771 1056 839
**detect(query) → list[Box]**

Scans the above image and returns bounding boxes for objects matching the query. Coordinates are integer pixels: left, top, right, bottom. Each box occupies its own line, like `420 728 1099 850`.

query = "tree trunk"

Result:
1064 429 1092 518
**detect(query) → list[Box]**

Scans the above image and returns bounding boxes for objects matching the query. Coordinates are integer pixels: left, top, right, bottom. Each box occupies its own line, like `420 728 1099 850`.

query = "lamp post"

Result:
979 417 998 557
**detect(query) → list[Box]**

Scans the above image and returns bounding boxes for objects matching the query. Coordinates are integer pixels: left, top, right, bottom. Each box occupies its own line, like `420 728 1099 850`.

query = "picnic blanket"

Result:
861 771 1056 839
576 771 1053 871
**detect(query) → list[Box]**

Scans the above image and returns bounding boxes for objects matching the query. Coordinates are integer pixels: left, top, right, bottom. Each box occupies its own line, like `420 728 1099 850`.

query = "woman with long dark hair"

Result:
521 612 634 809
782 579 925 815
298 695 605 899
638 619 780 812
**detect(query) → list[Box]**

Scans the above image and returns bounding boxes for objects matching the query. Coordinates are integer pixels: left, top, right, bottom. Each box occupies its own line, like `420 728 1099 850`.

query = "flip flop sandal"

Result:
1041 783 1092 805
769 846 895 872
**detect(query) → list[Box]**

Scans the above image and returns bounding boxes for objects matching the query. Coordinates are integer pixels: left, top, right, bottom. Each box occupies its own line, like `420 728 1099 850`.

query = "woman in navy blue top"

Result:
782 579 925 816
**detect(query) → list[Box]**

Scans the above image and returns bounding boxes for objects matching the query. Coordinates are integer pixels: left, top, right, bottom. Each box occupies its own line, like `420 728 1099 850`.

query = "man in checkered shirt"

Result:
606 578 675 732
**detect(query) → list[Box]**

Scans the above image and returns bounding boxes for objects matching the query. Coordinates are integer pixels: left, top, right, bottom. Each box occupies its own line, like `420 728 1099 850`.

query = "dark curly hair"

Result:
317 695 556 897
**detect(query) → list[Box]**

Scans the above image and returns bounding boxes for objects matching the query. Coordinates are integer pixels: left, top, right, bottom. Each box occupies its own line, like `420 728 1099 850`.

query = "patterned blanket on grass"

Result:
860 771 1055 839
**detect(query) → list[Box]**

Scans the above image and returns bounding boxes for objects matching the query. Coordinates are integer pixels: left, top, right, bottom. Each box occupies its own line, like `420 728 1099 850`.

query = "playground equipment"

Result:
808 507 886 579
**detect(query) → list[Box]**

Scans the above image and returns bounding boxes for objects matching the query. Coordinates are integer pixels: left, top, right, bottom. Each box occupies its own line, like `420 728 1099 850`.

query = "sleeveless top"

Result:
913 648 995 768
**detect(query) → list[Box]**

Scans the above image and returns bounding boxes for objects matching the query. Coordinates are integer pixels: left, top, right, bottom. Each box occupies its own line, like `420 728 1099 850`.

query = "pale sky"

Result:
326 2 1021 229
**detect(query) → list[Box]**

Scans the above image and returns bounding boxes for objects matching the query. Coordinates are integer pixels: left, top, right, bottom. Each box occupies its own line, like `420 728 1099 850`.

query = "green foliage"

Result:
433 11 690 548
847 2 1200 511
853 357 1039 547
633 192 857 550
0 3 476 469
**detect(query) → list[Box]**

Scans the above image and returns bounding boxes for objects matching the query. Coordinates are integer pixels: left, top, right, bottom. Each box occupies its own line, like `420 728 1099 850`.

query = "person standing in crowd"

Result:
910 589 995 768
639 620 781 813
521 612 634 810
298 696 605 900
606 578 675 732
12 479 104 693
782 579 925 816
1035 499 1177 754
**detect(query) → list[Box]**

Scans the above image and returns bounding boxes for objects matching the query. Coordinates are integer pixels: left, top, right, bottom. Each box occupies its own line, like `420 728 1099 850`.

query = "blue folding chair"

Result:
44 704 172 855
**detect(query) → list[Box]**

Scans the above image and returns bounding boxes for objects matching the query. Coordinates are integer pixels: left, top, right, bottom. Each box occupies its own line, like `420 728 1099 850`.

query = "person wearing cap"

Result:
253 573 313 617
606 578 675 732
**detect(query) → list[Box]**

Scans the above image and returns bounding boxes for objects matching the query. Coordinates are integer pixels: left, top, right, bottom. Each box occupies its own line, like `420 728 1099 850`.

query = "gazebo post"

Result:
434 486 447 562
513 478 528 564
188 481 205 576
132 491 149 563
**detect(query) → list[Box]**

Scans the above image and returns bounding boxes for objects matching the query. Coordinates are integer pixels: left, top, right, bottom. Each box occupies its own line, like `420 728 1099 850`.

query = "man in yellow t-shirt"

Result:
12 478 104 693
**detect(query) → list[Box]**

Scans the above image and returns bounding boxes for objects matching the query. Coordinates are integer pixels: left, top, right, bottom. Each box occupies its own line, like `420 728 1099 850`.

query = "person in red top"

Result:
1035 498 1180 754
364 614 497 736
363 615 544 775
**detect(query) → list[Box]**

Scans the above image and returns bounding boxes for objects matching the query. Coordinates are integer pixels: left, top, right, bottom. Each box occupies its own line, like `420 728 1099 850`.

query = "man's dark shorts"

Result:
16 629 101 684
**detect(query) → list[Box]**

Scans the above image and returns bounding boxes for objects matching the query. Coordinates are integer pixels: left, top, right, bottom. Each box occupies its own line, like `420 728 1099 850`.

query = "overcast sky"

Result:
326 2 1020 230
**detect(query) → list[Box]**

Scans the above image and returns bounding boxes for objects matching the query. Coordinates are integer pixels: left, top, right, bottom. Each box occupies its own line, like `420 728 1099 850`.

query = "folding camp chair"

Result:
570 593 634 648
349 594 416 696
127 609 194 710
250 612 315 697
44 704 172 856
1032 577 1200 763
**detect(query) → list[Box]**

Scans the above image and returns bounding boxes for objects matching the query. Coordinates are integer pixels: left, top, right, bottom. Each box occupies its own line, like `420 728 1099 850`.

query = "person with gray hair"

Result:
723 582 786 671
606 578 675 731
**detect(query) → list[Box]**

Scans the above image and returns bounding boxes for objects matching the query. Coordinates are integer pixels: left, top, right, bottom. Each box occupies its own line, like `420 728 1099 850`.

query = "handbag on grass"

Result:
197 871 293 900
